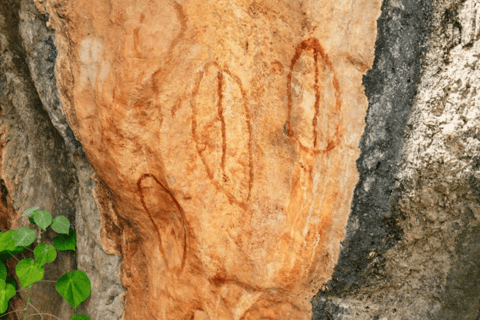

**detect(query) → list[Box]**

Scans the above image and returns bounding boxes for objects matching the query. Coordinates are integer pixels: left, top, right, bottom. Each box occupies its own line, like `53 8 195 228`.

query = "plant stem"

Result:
1 307 63 320
5 251 19 262
23 286 32 320
1 300 21 318
26 303 44 320
24 313 62 320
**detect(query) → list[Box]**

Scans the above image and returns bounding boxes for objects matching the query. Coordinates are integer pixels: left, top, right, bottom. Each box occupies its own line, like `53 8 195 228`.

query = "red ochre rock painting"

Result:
286 38 343 154
191 62 253 209
137 173 188 272
44 0 381 318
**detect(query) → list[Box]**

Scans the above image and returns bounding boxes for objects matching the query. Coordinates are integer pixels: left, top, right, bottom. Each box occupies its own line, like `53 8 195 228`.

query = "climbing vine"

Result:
0 207 91 320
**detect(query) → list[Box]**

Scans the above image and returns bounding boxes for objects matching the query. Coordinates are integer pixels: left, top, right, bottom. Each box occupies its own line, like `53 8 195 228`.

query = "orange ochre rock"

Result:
37 0 381 318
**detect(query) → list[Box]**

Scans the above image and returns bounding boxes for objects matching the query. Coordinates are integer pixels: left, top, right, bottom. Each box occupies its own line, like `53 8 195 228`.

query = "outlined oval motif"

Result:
191 62 253 208
286 38 342 154
137 174 187 273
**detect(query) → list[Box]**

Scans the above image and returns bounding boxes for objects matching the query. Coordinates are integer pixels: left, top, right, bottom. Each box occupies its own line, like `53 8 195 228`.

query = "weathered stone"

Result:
0 0 124 319
313 0 480 319
37 0 381 318
3 0 480 319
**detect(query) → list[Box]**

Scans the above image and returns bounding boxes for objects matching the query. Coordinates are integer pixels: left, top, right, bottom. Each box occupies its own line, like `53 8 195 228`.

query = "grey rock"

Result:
0 0 124 319
312 0 480 319
1 0 479 319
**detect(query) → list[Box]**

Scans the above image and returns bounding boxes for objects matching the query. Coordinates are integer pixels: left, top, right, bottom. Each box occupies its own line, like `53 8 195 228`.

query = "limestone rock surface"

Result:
34 0 381 318
313 0 480 319
0 0 124 319
3 0 480 319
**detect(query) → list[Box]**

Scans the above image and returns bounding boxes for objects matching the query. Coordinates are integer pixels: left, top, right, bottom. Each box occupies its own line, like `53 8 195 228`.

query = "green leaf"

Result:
15 259 44 289
56 270 91 310
0 279 16 313
0 231 17 252
51 216 70 234
32 210 52 231
12 227 36 247
33 243 56 266
0 261 6 281
22 207 39 217
54 229 76 251
70 314 91 320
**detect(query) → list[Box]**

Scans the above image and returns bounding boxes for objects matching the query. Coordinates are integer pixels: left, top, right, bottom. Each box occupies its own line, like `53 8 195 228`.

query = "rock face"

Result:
0 0 124 319
32 0 381 318
313 0 480 319
2 0 480 319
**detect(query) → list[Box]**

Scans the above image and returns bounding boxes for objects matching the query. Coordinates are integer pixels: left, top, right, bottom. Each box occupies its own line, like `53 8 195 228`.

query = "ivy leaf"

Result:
54 229 76 251
56 270 91 310
0 231 27 261
0 279 16 313
0 231 17 252
12 227 36 247
34 243 57 266
51 216 70 234
32 210 52 231
22 207 39 217
70 314 91 320
15 258 44 289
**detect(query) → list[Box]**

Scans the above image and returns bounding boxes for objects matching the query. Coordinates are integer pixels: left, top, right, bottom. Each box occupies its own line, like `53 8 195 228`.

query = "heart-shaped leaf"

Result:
70 314 91 320
32 210 52 231
15 258 44 289
51 216 70 235
56 270 91 310
12 227 36 247
22 207 39 217
54 229 76 251
34 243 57 266
0 231 17 254
0 279 16 313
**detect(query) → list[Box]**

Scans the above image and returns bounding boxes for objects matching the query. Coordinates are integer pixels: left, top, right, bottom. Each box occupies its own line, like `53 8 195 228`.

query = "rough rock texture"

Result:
0 0 124 319
2 0 480 319
312 0 480 319
33 0 381 318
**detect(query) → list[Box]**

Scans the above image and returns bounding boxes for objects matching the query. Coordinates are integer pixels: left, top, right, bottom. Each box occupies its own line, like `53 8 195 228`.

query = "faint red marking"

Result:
216 71 226 172
286 38 343 154
137 173 188 273
191 62 253 209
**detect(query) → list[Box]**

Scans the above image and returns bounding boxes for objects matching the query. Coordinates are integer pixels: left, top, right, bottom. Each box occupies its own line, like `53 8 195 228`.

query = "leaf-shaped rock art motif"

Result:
138 174 187 273
286 38 342 154
191 62 253 208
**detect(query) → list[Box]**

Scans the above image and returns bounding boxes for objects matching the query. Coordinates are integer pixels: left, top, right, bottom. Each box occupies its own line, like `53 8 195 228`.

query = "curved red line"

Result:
286 38 343 154
191 62 253 208
137 173 188 272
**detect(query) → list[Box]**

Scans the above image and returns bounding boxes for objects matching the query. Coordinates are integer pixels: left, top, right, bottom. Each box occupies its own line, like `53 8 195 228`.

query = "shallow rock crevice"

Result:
0 0 125 319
